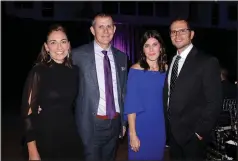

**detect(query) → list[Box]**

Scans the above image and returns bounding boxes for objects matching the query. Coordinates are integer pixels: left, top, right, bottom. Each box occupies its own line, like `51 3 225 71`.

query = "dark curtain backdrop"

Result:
112 24 135 63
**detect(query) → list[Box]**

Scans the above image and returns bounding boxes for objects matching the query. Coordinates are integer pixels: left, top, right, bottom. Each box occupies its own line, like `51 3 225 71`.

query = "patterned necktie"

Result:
102 50 116 119
168 55 181 120
170 55 181 95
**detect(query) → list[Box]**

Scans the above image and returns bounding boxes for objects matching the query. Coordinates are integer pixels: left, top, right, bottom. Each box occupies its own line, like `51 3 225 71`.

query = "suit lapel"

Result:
176 47 198 84
87 42 100 95
87 44 123 110
111 47 122 103
164 59 173 102
171 46 198 106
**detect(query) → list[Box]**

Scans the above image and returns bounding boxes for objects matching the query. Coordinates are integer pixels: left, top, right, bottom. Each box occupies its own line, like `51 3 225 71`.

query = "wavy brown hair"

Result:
139 30 167 73
36 24 72 68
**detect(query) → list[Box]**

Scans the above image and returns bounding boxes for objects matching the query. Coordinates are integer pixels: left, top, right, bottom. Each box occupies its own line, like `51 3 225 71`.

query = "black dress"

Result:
21 61 82 160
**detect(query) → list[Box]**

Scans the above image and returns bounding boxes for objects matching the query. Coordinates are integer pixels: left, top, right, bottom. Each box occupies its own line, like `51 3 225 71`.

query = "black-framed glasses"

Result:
170 28 191 37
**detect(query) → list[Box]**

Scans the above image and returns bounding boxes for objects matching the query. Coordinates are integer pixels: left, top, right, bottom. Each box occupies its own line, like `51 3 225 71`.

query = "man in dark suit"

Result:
163 18 222 160
71 13 127 161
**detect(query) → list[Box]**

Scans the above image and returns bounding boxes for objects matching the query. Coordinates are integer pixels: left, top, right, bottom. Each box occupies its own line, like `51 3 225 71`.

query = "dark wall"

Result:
2 15 237 112
2 16 92 111
135 25 237 81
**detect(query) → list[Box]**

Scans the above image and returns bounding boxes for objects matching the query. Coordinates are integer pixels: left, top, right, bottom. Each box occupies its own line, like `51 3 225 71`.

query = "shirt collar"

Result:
94 40 111 53
176 43 193 59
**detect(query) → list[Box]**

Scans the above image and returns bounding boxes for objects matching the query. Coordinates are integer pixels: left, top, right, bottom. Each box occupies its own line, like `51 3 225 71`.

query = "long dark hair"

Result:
36 24 72 68
139 30 167 72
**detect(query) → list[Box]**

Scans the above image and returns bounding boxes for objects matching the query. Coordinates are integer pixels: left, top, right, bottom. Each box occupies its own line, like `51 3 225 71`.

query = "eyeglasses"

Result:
170 28 191 37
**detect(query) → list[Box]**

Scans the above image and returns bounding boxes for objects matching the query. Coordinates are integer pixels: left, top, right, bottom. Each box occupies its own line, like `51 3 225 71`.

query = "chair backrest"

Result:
222 99 237 111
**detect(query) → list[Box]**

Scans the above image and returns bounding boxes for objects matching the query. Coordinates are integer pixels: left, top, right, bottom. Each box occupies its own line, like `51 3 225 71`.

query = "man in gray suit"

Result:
71 13 128 161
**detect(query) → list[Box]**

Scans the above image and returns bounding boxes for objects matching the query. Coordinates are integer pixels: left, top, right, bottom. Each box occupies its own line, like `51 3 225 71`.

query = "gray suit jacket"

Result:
71 42 128 147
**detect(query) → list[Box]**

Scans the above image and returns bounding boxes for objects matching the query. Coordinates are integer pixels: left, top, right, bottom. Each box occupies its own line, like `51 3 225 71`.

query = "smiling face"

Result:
170 20 194 53
44 30 70 64
143 37 161 62
90 16 116 49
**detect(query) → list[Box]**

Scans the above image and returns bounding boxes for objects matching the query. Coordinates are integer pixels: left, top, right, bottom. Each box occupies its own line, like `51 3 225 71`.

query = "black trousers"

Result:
84 116 120 161
169 132 206 161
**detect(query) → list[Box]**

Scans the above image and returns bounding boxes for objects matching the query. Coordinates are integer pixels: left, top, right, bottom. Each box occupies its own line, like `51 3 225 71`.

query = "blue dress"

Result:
124 68 166 160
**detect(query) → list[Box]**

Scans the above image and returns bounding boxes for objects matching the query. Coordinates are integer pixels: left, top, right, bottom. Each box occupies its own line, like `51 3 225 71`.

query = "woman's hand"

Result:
130 134 140 152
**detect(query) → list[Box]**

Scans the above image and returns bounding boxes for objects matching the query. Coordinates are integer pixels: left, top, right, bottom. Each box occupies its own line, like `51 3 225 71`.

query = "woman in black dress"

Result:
21 24 82 160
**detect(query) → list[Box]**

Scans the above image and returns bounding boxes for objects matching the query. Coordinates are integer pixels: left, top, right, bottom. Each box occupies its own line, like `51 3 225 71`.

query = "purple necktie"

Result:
102 50 116 119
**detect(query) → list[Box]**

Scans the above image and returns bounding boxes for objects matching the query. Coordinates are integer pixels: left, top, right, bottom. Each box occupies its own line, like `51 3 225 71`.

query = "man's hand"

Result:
123 126 126 137
119 126 127 138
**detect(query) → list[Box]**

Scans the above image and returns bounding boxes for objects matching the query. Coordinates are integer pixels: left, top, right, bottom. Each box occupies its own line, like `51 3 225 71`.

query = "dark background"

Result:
2 2 237 113
1 1 237 160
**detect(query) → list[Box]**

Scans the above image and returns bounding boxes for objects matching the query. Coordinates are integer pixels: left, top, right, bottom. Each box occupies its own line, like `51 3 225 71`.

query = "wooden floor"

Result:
2 109 170 160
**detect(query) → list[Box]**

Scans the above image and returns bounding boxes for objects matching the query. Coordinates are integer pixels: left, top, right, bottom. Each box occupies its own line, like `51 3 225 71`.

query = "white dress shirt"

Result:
167 43 193 99
94 41 120 115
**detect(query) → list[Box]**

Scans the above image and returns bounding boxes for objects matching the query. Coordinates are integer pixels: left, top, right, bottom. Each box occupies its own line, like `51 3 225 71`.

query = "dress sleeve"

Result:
21 65 41 143
124 69 144 120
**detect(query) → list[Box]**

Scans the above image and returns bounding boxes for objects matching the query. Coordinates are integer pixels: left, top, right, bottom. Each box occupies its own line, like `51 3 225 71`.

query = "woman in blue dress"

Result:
124 30 167 160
